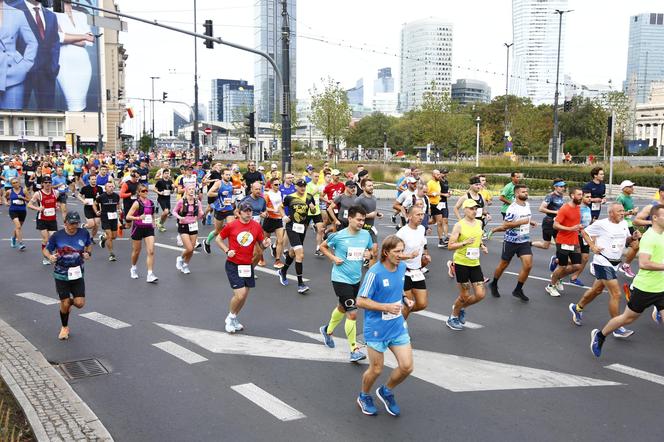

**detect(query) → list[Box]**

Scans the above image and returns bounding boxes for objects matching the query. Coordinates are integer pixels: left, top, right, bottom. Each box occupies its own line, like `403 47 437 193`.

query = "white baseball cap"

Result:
620 180 635 189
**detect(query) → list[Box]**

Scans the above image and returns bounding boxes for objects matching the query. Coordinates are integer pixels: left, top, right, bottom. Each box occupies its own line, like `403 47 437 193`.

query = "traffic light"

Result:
245 112 256 138
162 92 168 103
563 100 572 112
117 126 123 138
53 0 64 13
204 20 214 49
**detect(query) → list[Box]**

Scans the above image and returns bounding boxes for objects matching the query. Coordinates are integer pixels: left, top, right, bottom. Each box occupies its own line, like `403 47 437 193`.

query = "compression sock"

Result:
205 231 216 244
515 281 524 291
345 318 357 351
282 254 294 272
60 311 69 327
327 308 344 334
295 262 304 284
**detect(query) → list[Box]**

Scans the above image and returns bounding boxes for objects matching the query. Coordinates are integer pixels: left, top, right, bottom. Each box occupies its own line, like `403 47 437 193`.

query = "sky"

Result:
117 0 664 137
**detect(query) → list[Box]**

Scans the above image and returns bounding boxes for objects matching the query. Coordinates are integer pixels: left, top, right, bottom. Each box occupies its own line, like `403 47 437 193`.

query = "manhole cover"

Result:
59 359 109 380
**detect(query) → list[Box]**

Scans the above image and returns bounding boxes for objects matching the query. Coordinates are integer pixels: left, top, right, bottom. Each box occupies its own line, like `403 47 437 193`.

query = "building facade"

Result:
399 18 453 113
634 82 664 153
511 0 568 105
374 67 394 94
222 83 254 123
209 79 251 122
347 79 364 107
372 93 399 116
254 0 296 123
451 79 491 105
624 13 664 104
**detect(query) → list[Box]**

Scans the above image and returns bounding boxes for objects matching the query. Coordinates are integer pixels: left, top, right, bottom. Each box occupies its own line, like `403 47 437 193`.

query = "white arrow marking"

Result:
605 364 664 386
231 383 306 422
155 323 620 392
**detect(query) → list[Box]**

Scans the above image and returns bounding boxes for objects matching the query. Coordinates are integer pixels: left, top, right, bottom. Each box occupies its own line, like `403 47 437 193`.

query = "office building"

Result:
209 79 252 122
624 12 664 104
451 79 491 105
374 68 394 94
372 93 399 116
173 110 189 134
222 83 254 123
347 79 364 107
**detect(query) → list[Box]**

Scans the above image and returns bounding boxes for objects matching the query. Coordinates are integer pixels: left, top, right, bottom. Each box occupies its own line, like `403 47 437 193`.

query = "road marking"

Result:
412 310 484 329
254 266 309 282
1 238 129 241
79 312 131 329
605 364 664 386
154 242 200 254
504 271 592 290
231 383 305 422
152 341 208 364
156 323 620 392
15 292 59 305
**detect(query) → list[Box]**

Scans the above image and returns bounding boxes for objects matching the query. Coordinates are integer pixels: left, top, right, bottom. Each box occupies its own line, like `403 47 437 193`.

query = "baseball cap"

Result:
331 169 341 176
237 202 253 212
306 164 314 171
620 180 635 189
295 178 307 187
405 176 417 184
553 180 566 187
441 168 449 174
659 184 664 192
344 180 357 187
271 163 278 169
469 176 481 185
258 166 265 171
462 199 478 209
42 176 52 183
65 211 81 223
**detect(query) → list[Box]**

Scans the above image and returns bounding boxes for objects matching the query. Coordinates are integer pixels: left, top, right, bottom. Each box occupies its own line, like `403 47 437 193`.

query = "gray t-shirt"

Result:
334 194 357 222
355 194 377 227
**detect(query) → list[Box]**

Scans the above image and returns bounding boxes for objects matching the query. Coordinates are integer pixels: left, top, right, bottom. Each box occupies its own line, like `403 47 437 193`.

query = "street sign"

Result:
204 127 212 135
87 14 128 32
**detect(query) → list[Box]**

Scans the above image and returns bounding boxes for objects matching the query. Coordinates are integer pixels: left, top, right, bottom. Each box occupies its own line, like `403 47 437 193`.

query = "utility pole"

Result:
193 0 200 162
551 9 572 164
150 76 159 148
504 42 513 152
280 0 292 175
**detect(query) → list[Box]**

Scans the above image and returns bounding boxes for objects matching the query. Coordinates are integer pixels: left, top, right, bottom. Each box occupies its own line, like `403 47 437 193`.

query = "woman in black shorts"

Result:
126 184 159 283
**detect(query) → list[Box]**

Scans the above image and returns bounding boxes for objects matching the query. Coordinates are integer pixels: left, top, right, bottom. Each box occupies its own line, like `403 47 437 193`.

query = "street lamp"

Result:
150 76 160 148
551 9 573 164
475 116 481 167
504 42 513 152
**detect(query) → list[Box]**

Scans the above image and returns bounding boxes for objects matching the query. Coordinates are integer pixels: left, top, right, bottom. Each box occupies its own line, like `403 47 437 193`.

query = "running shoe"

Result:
42 258 51 266
270 245 276 258
442 236 449 246
612 327 634 339
108 253 117 262
203 240 211 254
446 260 456 278
297 284 310 294
545 284 561 297
489 281 501 298
146 272 158 283
158 225 167 233
512 288 529 302
549 255 558 272
458 308 466 325
438 239 445 248
314 249 323 257
58 326 70 340
376 385 400 417
100 234 106 248
176 256 183 271
357 393 377 416
18 242 25 251
555 280 565 292
446 316 463 331
652 306 662 325
278 268 289 286
130 267 139 279
618 263 635 278
363 259 370 268
224 317 236 334
195 241 202 250
320 324 335 348
232 317 244 331
10 236 16 248
273 259 284 269
391 214 397 224
568 303 583 326
570 278 584 287
350 350 367 362
181 263 191 274
590 329 602 357
258 258 266 267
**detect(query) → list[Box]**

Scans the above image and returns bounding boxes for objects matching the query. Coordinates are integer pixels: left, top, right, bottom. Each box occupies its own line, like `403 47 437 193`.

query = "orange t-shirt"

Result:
554 203 580 246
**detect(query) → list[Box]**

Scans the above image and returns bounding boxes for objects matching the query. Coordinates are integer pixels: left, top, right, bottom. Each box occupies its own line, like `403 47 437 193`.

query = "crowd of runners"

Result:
1 150 663 417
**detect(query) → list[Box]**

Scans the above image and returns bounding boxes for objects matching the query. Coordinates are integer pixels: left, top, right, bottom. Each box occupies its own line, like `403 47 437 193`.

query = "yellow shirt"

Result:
479 189 492 204
453 218 483 267
427 179 441 205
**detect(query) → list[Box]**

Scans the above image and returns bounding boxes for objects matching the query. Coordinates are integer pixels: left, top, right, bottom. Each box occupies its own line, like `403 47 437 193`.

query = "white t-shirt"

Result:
396 224 427 270
504 202 532 244
585 218 630 267
397 190 417 207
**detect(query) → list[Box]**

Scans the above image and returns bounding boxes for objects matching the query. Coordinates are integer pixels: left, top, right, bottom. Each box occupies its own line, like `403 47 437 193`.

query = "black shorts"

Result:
101 218 118 231
286 226 307 248
501 242 532 261
225 261 256 289
74 171 83 178
404 270 427 291
308 214 323 225
332 281 360 312
262 217 283 234
627 287 664 314
122 198 135 215
207 196 217 205
578 235 590 254
36 219 57 231
455 263 484 284
131 226 154 241
9 210 26 223
158 197 171 211
542 217 557 242
84 206 98 220
55 278 85 300
430 203 447 217
57 193 67 203
177 223 198 235
214 210 234 221
556 243 582 266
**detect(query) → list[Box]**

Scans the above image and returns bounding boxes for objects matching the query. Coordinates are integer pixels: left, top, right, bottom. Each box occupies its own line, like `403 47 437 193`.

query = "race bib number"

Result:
437 202 446 210
106 211 118 220
12 199 24 205
519 224 530 235
610 238 624 251
561 243 575 251
67 266 82 280
131 195 137 200
476 208 483 217
591 202 601 211
252 215 261 223
84 198 94 206
292 223 305 234
465 247 480 260
140 175 147 181
382 302 403 321
407 269 425 282
237 265 252 278
163 190 171 196
27 171 34 176
223 198 232 206
347 247 364 261
43 208 55 217
343 210 348 219
143 214 153 224
188 222 198 232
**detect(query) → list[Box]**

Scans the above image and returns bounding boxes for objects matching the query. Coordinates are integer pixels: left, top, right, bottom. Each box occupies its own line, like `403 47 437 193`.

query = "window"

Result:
0 119 3 135
46 118 64 137
658 14 663 25
15 118 35 136
650 13 657 24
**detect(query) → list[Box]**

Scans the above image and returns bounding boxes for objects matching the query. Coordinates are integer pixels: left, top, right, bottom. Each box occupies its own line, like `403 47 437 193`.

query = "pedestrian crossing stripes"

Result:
605 364 664 387
413 310 484 329
15 292 59 305
152 341 208 364
231 383 306 422
79 312 131 329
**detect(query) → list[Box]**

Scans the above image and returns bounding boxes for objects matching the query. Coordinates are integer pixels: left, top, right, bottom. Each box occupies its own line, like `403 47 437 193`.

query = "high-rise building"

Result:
209 79 252 122
624 13 664 104
222 83 254 123
374 68 394 94
511 0 568 105
347 79 364 107
451 79 491 105
399 18 453 113
173 110 189 134
254 0 296 123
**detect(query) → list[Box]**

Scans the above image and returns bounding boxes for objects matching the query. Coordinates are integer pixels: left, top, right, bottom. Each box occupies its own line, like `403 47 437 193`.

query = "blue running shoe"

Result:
590 329 603 357
446 316 463 331
458 308 466 325
376 385 400 417
278 268 289 286
568 303 583 326
570 278 584 287
350 350 366 362
612 327 634 339
297 284 309 294
549 255 558 272
357 393 377 416
653 306 663 325
10 236 16 248
320 324 335 348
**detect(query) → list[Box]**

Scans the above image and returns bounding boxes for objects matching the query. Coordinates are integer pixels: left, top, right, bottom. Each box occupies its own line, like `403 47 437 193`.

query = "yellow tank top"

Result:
453 218 483 267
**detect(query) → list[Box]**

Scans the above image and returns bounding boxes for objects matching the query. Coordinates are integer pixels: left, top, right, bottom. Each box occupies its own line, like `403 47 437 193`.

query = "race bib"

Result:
561 243 575 251
163 190 171 196
237 265 252 278
188 222 198 232
519 224 530 235
223 198 232 206
106 211 118 220
27 171 34 176
12 199 24 205
382 302 403 321
67 266 82 280
610 238 624 251
292 223 305 233
58 184 66 191
476 208 483 217
465 247 480 260
35 184 41 189
43 208 55 217
84 198 94 206
252 215 261 223
347 247 364 261
343 210 348 219
591 202 601 211
131 195 137 200
143 214 153 224
437 202 446 210
407 269 425 282
140 175 147 181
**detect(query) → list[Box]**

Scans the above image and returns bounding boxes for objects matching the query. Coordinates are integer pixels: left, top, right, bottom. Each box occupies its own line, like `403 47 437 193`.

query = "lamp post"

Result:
551 9 572 164
504 42 513 152
193 0 200 162
475 116 481 167
150 76 159 148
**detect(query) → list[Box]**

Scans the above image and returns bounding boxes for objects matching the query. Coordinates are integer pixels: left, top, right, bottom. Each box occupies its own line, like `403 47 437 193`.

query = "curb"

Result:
0 365 49 441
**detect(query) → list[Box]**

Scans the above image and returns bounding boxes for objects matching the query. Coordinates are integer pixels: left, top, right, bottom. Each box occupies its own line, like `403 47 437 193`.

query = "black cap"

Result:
65 211 81 223
358 169 369 178
42 176 52 183
295 178 307 187
345 180 357 187
441 168 449 174
237 202 253 212
469 176 481 185
658 184 664 192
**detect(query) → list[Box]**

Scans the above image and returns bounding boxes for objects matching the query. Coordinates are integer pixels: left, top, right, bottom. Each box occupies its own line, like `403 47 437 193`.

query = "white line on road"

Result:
79 312 131 329
231 383 306 422
504 271 592 290
605 364 664 386
413 310 484 329
15 292 59 305
254 266 310 282
152 341 208 364
154 242 200 254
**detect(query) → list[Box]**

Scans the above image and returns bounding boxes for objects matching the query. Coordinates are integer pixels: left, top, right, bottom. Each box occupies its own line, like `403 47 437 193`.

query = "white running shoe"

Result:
545 284 561 297
181 263 191 274
176 256 183 271
146 272 158 283
555 280 564 292
130 267 139 279
224 317 236 333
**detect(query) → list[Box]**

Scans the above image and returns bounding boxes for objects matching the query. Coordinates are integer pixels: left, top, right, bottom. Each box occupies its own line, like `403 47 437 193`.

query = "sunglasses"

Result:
139 190 148 193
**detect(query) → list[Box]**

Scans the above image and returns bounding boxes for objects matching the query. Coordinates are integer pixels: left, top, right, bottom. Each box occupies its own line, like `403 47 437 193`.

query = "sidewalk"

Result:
0 319 113 442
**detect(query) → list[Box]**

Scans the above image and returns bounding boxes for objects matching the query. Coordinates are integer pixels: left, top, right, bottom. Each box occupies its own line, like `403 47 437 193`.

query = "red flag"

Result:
126 107 134 118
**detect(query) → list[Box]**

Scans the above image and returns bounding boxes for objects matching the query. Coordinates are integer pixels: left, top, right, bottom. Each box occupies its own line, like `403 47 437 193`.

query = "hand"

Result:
465 237 475 245
82 251 91 260
421 254 431 267
48 254 57 264
632 230 642 240
95 211 101 216
262 237 272 248
481 244 489 254
486 214 492 222
573 224 583 232
376 212 383 219
333 256 344 266
403 297 415 309
334 220 341 226
227 250 236 258
590 245 603 254
363 250 372 260
530 221 538 227
384 303 402 315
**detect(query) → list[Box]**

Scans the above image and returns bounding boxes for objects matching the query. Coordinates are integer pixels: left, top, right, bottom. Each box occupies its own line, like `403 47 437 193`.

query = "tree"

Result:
345 112 398 149
309 77 352 158
139 132 151 153
559 96 608 145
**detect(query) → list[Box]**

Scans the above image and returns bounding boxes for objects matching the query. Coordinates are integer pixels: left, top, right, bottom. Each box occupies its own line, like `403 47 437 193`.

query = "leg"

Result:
552 262 580 285
131 240 142 266
571 253 589 281
492 259 510 281
442 217 449 237
180 234 194 263
577 280 605 309
601 307 641 336
344 309 359 351
408 288 428 313
515 254 533 288
434 214 443 239
12 218 23 243
361 347 384 393
229 287 250 315
106 230 116 254
385 344 414 390
531 240 550 250
604 280 622 318
144 236 155 272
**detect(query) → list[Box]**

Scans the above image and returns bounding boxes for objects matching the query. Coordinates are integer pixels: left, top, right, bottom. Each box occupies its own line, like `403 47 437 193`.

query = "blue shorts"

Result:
225 261 255 289
593 264 618 281
366 333 411 353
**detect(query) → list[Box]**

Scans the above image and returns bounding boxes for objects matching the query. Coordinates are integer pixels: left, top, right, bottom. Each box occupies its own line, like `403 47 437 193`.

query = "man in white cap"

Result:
267 163 281 181
616 180 638 278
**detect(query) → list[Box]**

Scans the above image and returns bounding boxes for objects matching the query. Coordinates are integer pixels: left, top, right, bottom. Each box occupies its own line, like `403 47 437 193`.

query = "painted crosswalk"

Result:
605 364 664 387
231 383 305 422
152 341 208 364
413 310 484 329
79 312 131 329
15 292 59 305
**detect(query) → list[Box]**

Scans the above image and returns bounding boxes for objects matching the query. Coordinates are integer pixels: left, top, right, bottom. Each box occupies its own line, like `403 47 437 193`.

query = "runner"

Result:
1 161 19 205
204 169 236 254
590 204 664 357
499 171 521 220
567 191 593 286
240 182 268 266
328 180 359 230
532 179 566 251
262 177 286 268
119 172 140 229
243 161 263 195
154 169 174 232
356 235 414 417
136 159 150 186
95 182 121 261
43 211 92 340
174 184 204 274
446 199 488 330
52 167 69 217
216 201 272 333
396 205 430 318
202 162 222 225
322 169 345 228
6 178 28 251
616 180 638 278
569 203 638 338
450 177 488 278
77 174 102 242
305 171 325 257
27 176 59 265
319 206 373 362
392 177 417 229
355 178 382 266
427 168 450 247
125 184 159 283
583 167 606 222
487 184 535 301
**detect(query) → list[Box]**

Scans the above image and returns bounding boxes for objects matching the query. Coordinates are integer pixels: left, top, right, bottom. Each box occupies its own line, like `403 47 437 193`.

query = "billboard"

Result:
0 0 100 112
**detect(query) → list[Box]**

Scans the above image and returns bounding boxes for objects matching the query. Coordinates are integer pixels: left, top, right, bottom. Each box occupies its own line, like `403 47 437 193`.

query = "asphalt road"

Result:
1 193 662 442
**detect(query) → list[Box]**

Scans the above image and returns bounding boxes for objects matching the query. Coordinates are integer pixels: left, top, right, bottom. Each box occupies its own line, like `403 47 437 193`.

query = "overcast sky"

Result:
117 0 663 136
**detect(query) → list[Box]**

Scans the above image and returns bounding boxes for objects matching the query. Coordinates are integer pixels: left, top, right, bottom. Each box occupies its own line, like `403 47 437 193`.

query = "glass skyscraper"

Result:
625 13 664 104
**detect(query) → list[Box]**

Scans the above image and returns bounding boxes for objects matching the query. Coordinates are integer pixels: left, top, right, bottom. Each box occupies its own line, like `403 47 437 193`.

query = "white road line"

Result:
154 242 200 254
15 292 59 305
413 310 484 329
504 271 592 290
230 383 306 422
2 238 129 241
605 364 664 386
152 341 208 364
254 266 310 282
79 312 131 329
